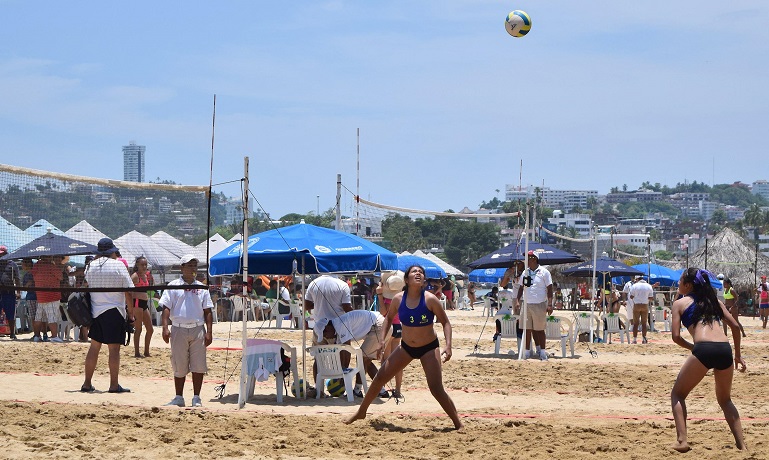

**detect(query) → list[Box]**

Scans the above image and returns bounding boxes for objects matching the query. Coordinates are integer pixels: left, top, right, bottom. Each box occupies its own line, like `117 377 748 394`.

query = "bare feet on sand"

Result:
345 411 366 425
671 441 690 453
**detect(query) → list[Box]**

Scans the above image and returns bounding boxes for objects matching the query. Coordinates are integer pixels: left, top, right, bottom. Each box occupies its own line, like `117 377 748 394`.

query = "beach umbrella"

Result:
613 263 682 288
468 242 582 269
1 230 97 259
562 256 644 282
397 254 446 279
208 222 397 276
468 267 507 283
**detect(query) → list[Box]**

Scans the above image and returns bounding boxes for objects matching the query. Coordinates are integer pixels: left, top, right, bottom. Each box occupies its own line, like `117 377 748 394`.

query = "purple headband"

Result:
693 269 707 286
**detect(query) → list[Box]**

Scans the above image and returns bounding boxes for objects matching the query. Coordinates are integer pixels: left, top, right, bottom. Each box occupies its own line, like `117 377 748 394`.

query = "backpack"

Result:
66 291 94 327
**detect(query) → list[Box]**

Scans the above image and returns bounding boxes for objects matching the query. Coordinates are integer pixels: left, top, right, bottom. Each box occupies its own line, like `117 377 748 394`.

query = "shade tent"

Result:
562 256 644 282
24 219 65 239
469 267 507 283
208 222 398 276
1 231 97 260
114 231 180 269
65 220 108 245
613 263 682 288
412 250 465 277
397 253 446 279
193 233 231 265
468 241 582 269
150 231 196 259
0 216 32 252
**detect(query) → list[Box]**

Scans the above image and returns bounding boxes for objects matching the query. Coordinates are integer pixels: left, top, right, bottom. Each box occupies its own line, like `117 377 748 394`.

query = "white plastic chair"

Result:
602 313 630 344
289 300 304 329
544 316 574 358
308 344 368 402
494 314 520 355
651 306 671 332
266 298 290 328
482 297 497 317
230 295 255 322
243 339 298 403
571 312 599 349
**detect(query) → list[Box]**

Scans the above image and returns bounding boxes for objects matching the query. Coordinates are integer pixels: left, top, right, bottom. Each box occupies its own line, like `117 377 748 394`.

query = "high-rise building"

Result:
123 141 146 182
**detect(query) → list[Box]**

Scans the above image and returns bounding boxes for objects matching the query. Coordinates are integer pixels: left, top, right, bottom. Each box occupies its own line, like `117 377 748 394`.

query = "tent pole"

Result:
238 157 250 409
517 203 530 361
589 226 598 343
301 256 306 399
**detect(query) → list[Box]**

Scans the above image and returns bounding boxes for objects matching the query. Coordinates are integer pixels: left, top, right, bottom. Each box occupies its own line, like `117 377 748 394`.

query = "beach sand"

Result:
1 309 768 459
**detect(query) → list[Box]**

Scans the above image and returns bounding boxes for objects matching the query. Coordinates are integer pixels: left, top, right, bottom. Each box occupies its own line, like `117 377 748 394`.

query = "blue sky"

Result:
2 1 768 219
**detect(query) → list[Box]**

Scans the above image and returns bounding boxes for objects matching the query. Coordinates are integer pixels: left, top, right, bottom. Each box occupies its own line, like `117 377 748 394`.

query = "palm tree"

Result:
744 204 763 230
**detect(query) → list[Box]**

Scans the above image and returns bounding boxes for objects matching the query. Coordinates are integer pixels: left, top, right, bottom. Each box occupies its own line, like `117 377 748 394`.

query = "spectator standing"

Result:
81 238 135 393
757 275 769 329
722 278 745 338
131 256 154 358
161 255 214 408
31 256 66 342
516 251 554 361
630 276 654 344
0 245 21 340
20 259 38 339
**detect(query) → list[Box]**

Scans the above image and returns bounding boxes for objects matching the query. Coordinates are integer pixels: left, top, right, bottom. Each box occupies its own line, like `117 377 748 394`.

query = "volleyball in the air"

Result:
326 378 346 397
505 10 532 37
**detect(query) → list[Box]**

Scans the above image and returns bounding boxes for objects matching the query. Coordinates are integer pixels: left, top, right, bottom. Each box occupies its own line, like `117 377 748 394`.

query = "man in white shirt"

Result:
629 276 654 344
304 275 352 344
160 255 214 407
316 309 388 398
81 238 135 394
516 251 554 360
622 278 636 330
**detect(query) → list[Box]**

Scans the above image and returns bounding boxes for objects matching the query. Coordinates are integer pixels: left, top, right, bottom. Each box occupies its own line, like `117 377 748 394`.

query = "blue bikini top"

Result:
399 291 434 327
680 295 720 328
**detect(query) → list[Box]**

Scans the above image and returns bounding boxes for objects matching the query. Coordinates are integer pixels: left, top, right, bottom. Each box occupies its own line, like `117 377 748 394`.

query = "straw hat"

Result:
381 270 405 299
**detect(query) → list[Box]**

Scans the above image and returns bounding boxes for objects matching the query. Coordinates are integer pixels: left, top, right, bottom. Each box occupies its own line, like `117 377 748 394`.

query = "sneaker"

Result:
32 336 41 343
538 349 549 361
352 388 364 398
50 337 64 343
642 337 648 344
378 388 389 398
42 334 49 342
191 396 202 407
524 350 534 359
166 395 185 407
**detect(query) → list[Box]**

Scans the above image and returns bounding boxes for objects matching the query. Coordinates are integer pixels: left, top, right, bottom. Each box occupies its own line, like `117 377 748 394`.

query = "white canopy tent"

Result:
114 230 180 270
150 231 196 259
65 220 108 245
412 250 465 277
193 233 232 264
0 216 32 252
24 219 64 239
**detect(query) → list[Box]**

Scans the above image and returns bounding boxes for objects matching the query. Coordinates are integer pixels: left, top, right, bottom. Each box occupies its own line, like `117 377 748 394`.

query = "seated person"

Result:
492 287 523 342
484 286 499 309
315 310 389 398
264 279 291 319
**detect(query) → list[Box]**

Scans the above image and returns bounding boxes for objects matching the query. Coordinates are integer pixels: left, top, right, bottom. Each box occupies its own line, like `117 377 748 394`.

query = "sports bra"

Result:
134 273 150 288
399 291 434 327
680 300 699 329
723 288 735 300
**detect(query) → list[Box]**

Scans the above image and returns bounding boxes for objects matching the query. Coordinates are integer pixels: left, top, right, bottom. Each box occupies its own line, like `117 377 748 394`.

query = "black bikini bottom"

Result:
692 341 733 370
401 338 439 359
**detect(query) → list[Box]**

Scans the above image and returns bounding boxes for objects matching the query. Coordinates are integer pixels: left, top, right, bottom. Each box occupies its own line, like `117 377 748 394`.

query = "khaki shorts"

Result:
170 325 208 378
35 301 60 323
633 304 649 326
359 324 385 359
523 301 547 331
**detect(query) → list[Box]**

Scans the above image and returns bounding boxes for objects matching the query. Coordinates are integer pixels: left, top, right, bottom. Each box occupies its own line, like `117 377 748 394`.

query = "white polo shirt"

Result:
159 278 213 325
521 266 552 304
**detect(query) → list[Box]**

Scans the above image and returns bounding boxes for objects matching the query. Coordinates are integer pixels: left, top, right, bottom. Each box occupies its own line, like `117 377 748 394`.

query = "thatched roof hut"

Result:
677 228 769 290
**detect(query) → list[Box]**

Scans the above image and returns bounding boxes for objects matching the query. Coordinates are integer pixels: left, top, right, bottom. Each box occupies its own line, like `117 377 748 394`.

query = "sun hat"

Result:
381 270 405 299
96 238 120 256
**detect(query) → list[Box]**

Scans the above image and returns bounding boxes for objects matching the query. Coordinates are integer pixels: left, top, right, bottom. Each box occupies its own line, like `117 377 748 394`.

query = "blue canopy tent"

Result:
208 221 398 407
209 222 398 276
613 263 683 288
563 256 645 284
468 242 582 269
397 254 446 280
468 267 507 283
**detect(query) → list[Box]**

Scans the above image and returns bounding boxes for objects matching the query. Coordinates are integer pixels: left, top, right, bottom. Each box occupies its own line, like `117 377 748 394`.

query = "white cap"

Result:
180 254 198 265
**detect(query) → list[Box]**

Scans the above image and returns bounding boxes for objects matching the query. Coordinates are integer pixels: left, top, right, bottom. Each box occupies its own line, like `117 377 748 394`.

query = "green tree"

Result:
381 215 425 253
444 221 500 268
